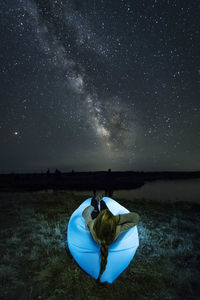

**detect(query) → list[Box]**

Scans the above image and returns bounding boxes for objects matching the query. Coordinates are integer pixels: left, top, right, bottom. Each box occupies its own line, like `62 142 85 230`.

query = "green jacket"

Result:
82 205 139 245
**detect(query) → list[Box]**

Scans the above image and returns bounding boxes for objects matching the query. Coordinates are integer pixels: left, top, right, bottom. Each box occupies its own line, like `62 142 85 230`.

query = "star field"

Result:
0 0 200 173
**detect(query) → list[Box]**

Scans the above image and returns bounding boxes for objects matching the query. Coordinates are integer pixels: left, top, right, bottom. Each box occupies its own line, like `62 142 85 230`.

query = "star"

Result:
0 0 199 173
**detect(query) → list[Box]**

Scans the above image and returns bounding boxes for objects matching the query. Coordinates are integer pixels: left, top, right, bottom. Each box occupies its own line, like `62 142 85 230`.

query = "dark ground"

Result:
0 190 200 299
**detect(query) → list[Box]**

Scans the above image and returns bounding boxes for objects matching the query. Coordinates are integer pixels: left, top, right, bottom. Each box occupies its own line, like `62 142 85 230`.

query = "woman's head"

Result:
93 209 119 282
93 209 118 244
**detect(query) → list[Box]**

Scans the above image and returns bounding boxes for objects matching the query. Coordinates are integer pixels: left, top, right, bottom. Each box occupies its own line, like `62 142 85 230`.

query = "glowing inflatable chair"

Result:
67 197 139 283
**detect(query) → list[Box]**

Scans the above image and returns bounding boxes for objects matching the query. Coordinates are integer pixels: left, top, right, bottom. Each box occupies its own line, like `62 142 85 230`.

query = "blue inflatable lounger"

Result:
67 197 139 283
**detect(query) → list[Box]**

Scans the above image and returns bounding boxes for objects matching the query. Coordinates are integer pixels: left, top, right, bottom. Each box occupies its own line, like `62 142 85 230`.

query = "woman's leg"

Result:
91 197 100 219
91 196 109 218
100 200 109 211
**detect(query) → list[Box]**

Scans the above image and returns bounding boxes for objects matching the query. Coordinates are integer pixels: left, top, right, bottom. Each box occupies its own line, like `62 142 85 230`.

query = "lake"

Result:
74 178 200 203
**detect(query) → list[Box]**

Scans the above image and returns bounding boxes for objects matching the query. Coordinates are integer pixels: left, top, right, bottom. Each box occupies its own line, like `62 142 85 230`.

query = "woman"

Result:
82 194 140 282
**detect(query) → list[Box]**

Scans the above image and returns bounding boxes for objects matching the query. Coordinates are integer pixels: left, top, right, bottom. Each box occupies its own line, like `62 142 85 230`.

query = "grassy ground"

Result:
0 190 200 300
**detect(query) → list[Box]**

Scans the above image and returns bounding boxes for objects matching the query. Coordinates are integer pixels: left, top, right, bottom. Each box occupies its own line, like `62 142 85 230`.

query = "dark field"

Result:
0 191 200 299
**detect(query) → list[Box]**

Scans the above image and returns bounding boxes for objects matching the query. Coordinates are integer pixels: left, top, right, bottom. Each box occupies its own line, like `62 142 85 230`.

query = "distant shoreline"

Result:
0 171 200 193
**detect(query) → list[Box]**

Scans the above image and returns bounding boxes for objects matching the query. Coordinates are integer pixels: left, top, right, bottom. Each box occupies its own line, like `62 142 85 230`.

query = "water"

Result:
74 178 200 203
113 178 200 203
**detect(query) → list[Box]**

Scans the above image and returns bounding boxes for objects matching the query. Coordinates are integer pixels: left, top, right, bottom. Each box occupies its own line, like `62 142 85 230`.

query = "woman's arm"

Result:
82 206 99 243
82 206 95 227
118 212 140 232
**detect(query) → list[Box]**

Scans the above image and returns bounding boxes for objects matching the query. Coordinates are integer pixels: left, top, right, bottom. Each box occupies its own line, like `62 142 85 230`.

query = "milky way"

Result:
0 0 199 173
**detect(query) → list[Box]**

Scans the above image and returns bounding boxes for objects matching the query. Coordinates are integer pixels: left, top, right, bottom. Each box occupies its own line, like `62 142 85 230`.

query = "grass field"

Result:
0 190 200 299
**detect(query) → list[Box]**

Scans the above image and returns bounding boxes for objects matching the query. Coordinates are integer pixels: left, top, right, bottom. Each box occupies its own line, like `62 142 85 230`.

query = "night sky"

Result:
0 0 199 173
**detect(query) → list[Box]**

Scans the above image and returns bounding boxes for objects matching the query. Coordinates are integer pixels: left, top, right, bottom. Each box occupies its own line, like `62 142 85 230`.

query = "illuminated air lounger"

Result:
67 197 139 283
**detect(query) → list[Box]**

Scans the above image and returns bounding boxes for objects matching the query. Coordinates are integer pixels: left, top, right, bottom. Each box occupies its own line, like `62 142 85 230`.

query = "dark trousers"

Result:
91 198 109 219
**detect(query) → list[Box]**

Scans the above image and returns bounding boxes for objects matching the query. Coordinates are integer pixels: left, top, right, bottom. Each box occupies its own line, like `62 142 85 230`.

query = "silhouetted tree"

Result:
55 169 61 174
54 169 61 178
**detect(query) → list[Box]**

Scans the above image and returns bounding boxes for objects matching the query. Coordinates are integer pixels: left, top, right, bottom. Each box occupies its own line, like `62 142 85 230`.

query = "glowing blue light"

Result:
67 197 139 283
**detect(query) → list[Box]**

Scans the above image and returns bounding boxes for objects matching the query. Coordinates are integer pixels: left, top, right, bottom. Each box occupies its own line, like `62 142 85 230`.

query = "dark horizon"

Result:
1 169 200 175
1 168 199 193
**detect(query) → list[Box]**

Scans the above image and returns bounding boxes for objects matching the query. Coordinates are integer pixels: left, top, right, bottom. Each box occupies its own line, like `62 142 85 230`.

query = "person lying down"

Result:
82 194 140 283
